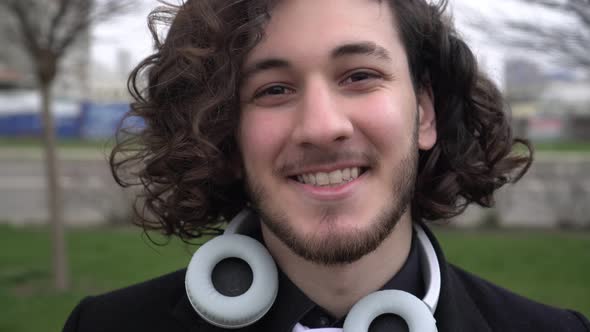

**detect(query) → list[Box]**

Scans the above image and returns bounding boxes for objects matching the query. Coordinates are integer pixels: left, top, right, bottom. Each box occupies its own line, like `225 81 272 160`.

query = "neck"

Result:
261 213 413 319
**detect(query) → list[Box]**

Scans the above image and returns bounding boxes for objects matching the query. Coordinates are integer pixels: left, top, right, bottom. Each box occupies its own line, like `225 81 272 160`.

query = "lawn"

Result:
1 137 590 153
0 138 113 150
0 225 198 332
0 224 588 332
433 227 590 315
533 140 590 153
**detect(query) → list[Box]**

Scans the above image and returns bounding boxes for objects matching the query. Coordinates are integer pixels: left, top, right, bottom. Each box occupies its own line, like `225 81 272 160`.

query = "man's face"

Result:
237 0 436 265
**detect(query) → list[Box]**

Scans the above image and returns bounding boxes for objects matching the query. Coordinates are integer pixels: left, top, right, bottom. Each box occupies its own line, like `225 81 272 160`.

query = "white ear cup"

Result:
185 234 278 329
343 290 438 332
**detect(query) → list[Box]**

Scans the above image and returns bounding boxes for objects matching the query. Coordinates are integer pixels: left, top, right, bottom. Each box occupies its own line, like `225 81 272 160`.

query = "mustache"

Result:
277 149 378 175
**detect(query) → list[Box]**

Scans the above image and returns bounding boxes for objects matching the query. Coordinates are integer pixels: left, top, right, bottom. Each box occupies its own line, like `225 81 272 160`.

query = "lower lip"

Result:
290 172 366 201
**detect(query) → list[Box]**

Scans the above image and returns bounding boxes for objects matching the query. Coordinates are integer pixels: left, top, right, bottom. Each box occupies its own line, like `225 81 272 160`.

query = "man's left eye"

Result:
342 71 380 85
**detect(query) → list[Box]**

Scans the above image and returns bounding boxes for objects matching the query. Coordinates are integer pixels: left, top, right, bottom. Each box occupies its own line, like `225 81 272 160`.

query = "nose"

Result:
292 79 353 148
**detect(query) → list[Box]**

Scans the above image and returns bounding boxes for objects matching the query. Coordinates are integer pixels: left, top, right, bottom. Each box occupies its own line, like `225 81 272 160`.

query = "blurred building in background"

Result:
540 78 590 140
88 48 133 102
505 58 590 141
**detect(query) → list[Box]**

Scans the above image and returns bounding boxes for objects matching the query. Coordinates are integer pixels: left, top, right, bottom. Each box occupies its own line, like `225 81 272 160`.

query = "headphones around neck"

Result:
185 209 440 331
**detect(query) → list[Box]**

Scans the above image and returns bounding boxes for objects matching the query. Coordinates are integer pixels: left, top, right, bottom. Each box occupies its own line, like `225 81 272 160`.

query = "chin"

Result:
263 208 399 266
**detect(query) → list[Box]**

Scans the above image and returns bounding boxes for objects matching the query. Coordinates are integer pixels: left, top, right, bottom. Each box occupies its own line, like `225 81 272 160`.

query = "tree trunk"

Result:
40 82 69 291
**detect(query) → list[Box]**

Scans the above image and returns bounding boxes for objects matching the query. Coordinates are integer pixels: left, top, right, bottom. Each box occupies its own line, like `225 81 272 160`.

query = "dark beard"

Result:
244 121 419 266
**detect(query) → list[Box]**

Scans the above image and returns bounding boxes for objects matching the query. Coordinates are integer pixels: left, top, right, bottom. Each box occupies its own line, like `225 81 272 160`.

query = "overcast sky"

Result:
91 0 563 86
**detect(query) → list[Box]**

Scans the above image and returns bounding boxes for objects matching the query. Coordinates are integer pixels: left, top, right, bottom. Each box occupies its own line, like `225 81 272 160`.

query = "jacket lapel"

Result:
171 291 214 332
421 224 493 332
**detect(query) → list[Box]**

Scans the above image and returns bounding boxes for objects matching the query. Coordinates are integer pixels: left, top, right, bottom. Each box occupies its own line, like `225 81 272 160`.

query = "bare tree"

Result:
0 0 134 290
471 0 590 75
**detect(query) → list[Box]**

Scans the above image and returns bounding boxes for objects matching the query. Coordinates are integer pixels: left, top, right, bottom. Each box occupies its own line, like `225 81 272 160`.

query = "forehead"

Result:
244 0 402 66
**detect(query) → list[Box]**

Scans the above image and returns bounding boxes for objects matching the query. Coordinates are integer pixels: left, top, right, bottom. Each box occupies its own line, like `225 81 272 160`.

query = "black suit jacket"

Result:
63 226 590 332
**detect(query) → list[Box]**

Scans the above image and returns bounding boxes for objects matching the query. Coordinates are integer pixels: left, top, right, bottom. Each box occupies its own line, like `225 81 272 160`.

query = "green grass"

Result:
0 225 588 332
433 227 590 316
510 140 590 154
1 137 590 153
532 140 590 153
0 225 200 332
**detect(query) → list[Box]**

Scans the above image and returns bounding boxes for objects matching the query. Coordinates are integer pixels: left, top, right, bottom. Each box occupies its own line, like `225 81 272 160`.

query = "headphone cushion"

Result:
185 234 278 329
343 290 437 332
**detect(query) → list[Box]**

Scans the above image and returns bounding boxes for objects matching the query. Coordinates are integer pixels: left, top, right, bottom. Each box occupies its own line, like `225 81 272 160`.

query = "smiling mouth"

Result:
290 167 369 187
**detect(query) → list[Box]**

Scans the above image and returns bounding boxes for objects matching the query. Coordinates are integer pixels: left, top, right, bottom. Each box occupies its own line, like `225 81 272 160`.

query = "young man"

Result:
64 0 589 331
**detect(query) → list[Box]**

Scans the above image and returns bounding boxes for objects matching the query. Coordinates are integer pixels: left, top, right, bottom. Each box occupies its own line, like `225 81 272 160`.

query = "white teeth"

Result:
329 170 342 185
316 173 329 186
309 174 317 185
342 168 350 180
295 167 363 186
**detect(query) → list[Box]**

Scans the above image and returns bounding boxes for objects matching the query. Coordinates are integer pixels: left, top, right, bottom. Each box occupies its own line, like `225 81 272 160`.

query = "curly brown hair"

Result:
110 0 533 239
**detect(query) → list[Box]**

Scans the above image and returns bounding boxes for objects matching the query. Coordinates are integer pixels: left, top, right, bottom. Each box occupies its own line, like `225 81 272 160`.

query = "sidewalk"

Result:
0 147 109 161
1 147 590 161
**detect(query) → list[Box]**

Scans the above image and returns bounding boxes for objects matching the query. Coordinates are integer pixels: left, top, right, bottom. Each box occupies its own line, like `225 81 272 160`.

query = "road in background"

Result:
0 148 131 225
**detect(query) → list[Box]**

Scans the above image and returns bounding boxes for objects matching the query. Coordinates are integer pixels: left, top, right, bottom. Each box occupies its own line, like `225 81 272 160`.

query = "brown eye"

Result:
350 72 372 82
255 85 294 99
342 71 381 85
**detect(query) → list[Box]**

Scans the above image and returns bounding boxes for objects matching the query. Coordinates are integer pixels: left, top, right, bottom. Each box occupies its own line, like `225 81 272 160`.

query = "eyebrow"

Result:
331 41 392 61
242 58 290 82
241 41 392 81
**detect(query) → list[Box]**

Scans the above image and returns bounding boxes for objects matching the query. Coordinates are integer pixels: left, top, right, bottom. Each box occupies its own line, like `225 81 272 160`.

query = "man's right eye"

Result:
254 85 294 99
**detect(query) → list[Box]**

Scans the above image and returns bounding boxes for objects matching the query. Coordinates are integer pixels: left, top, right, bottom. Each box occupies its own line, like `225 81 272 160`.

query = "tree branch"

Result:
47 0 76 48
468 0 590 75
2 0 42 55
55 0 136 56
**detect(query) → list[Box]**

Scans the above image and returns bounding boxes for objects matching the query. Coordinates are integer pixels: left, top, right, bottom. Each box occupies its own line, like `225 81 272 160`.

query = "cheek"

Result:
238 112 290 169
352 92 413 147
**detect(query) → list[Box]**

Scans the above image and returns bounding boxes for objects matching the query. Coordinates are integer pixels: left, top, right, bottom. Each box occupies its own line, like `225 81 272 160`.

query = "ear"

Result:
417 87 437 151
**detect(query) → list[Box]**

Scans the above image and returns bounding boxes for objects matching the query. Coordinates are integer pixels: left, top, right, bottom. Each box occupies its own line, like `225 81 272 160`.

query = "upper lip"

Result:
284 162 369 177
